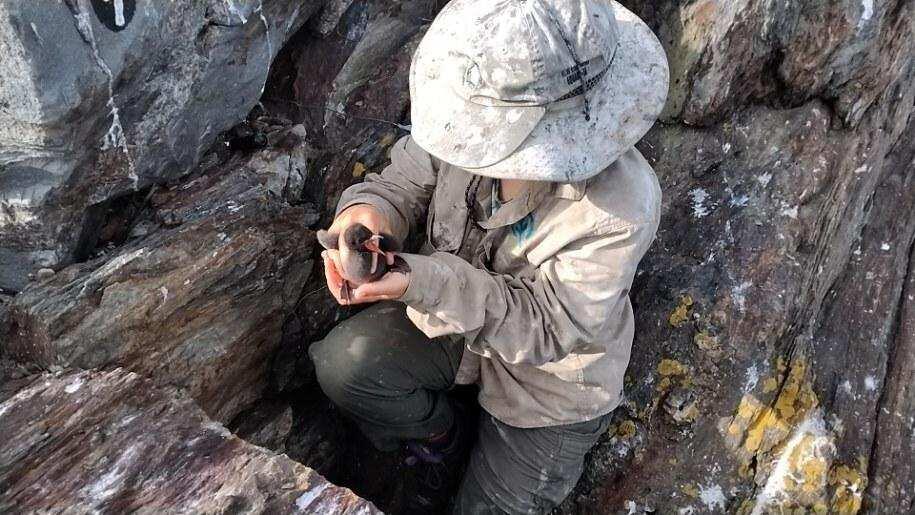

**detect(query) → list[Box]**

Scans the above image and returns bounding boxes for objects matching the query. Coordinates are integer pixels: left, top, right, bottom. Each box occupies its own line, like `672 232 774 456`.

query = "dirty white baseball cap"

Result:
409 0 669 182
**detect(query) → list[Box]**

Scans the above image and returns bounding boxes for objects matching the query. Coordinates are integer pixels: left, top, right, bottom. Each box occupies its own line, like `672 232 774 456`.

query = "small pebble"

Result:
36 268 56 281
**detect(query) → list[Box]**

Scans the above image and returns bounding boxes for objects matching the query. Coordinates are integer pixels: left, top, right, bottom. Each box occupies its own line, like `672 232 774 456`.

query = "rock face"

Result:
0 0 320 291
1 0 914 513
554 1 915 513
3 133 314 423
0 369 379 514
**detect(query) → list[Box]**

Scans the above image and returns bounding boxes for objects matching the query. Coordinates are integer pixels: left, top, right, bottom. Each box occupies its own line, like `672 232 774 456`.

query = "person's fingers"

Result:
322 251 348 305
351 272 409 301
385 251 396 266
328 204 391 237
322 251 343 288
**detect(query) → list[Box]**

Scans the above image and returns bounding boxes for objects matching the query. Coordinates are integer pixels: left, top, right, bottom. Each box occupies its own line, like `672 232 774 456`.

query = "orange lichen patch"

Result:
668 295 694 327
829 461 867 514
694 330 720 351
352 161 367 177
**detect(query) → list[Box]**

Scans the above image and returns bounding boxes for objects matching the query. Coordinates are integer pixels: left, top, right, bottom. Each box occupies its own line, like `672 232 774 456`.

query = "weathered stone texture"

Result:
0 369 379 514
0 0 320 291
3 138 314 423
1 0 913 513
556 1 915 513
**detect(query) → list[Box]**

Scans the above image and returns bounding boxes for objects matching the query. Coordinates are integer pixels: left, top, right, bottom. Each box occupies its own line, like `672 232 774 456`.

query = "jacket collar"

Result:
467 174 590 230
552 179 588 200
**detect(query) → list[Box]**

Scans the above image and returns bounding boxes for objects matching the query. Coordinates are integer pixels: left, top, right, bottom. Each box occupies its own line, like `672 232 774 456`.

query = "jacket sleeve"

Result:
336 135 438 244
398 222 656 366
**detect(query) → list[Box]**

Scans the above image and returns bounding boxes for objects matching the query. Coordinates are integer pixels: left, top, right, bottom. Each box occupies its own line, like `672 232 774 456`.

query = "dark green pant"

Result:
309 302 610 514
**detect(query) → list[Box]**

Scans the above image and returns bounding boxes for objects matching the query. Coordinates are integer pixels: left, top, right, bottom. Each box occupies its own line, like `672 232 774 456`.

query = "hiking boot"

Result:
401 401 474 513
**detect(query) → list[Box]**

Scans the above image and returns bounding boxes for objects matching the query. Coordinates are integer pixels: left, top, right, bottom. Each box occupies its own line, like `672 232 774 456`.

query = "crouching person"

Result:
310 0 669 512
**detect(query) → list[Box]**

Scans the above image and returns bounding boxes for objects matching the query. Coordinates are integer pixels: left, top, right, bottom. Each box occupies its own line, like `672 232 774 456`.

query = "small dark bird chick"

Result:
317 223 400 301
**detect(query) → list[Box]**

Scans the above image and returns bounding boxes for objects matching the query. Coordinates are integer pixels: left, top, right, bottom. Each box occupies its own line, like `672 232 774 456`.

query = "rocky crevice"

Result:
1 0 914 513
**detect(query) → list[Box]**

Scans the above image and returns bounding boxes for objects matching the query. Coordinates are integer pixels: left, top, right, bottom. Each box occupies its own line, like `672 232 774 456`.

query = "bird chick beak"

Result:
364 235 384 274
363 234 383 253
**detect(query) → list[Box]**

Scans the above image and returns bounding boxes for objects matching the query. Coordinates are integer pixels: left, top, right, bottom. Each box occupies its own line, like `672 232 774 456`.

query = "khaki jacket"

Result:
336 136 661 428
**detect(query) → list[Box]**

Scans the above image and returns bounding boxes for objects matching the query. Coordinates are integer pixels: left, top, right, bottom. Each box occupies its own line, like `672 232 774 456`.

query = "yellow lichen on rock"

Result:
658 358 688 376
719 356 832 512
736 499 755 515
694 329 720 351
617 420 637 439
829 461 867 514
783 432 832 497
743 403 788 455
352 161 367 177
668 295 693 327
681 483 700 498
773 359 816 420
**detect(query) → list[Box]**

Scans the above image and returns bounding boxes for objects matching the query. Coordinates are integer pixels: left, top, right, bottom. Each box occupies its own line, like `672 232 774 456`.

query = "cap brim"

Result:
410 0 669 182
409 36 545 169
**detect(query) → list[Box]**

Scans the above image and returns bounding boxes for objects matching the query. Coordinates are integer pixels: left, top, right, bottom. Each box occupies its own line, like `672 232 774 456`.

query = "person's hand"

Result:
350 270 410 304
321 249 349 304
328 204 392 246
321 249 409 305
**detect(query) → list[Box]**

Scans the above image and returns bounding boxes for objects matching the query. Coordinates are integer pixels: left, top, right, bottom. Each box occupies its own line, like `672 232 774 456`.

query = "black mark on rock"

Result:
91 0 135 32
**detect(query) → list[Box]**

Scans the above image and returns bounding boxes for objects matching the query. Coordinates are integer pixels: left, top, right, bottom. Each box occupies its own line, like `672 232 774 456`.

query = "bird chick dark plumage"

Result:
317 223 400 301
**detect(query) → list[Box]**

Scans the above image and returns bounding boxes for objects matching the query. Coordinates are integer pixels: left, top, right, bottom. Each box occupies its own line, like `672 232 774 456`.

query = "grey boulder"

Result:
0 0 321 292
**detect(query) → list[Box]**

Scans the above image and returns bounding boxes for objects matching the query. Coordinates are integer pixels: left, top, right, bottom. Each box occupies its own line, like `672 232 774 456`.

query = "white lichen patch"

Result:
689 188 712 218
699 483 726 511
64 377 84 394
863 376 877 391
858 0 874 28
840 380 853 395
744 363 760 393
756 173 773 188
880 242 891 251
729 193 749 208
732 281 752 312
780 205 798 219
